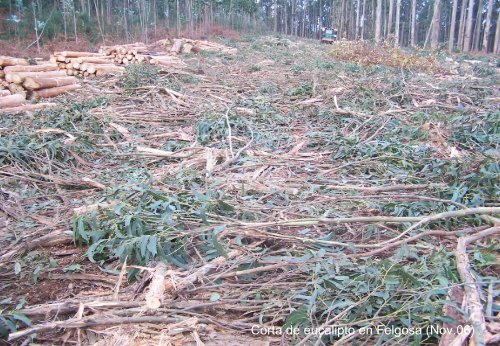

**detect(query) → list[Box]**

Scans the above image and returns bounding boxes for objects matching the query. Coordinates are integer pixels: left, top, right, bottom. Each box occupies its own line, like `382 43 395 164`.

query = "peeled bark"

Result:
95 66 126 76
0 94 26 108
0 103 57 114
32 84 81 99
23 77 77 91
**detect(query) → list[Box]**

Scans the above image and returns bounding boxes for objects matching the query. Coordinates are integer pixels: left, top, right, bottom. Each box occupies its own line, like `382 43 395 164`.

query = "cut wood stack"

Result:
168 38 237 55
99 42 151 65
51 51 125 77
0 56 80 108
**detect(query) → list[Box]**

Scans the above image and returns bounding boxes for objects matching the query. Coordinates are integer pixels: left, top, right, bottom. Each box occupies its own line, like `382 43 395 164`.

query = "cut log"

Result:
0 102 57 114
6 70 67 84
32 84 80 99
0 57 29 67
60 51 104 58
4 64 58 73
66 69 75 76
0 94 26 108
95 66 125 76
23 76 77 90
0 90 11 97
71 57 113 64
170 39 183 54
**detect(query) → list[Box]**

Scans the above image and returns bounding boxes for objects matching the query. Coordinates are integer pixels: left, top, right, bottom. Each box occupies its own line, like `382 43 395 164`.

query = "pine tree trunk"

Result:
449 0 458 51
472 0 483 51
494 9 500 53
355 0 361 39
463 0 475 52
458 0 467 50
387 0 394 36
482 0 494 52
394 0 401 46
375 0 382 42
431 0 441 49
410 0 416 46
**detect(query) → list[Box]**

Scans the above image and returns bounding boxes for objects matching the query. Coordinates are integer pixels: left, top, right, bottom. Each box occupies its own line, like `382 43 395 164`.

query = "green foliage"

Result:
119 63 161 90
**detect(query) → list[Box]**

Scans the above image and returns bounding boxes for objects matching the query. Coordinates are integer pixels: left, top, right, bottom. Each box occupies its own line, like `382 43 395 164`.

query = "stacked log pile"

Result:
168 38 238 55
0 56 78 113
51 51 125 77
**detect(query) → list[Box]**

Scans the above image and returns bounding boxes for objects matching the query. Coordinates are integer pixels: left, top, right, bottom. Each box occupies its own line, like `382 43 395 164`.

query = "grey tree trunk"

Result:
431 0 441 49
482 0 494 52
463 0 475 52
449 0 458 51
494 6 500 53
458 0 467 50
394 0 401 46
375 0 382 42
410 0 416 46
387 0 394 36
472 0 483 51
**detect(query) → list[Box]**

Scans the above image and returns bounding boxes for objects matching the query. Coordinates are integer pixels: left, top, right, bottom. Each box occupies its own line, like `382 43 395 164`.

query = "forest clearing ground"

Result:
0 35 498 345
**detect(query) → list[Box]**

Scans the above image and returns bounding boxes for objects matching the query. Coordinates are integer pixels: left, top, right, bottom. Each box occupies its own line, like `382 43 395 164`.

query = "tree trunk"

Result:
355 0 361 39
482 0 494 52
458 0 467 50
387 0 394 36
410 0 416 46
394 0 401 46
431 0 441 49
494 6 500 53
472 0 483 51
375 0 382 42
449 0 459 51
463 0 475 52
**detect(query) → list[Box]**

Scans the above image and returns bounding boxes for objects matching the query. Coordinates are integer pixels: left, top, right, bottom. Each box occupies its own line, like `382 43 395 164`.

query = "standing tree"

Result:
449 0 459 52
430 0 441 49
375 0 382 42
463 0 475 52
394 0 401 46
410 0 416 46
482 0 494 52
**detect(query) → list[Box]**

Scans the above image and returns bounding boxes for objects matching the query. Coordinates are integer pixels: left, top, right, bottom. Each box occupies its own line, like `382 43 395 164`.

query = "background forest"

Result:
0 0 498 53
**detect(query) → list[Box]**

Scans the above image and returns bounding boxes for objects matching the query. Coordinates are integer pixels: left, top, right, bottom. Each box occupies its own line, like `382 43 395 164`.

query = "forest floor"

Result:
0 35 499 345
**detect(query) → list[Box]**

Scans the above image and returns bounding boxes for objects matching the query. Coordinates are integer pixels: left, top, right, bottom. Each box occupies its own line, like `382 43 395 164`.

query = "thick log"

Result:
4 64 58 73
60 51 104 58
0 94 26 108
72 57 113 64
0 90 11 97
0 57 29 67
32 84 80 99
6 70 67 84
55 55 66 62
170 39 183 54
95 66 125 76
0 102 57 114
23 76 77 90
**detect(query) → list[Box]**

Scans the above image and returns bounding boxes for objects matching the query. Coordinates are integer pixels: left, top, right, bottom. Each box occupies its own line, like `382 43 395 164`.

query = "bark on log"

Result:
23 76 77 90
1 102 57 114
0 94 26 108
32 84 80 99
145 263 168 309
